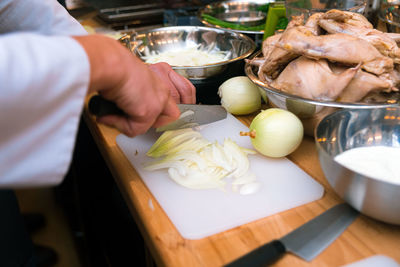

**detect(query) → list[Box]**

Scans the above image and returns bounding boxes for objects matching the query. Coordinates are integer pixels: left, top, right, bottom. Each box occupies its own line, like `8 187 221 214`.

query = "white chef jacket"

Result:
0 0 90 187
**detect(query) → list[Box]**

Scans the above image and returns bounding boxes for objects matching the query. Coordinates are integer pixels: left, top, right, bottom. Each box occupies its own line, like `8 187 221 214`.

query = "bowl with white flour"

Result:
315 107 400 225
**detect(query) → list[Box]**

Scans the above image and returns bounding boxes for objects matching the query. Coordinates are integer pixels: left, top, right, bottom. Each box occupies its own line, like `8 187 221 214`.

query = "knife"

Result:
88 95 227 131
225 203 359 267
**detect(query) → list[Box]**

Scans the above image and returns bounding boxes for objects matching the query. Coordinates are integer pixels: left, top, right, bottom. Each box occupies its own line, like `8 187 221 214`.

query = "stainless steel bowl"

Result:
285 0 366 20
315 107 400 225
216 10 266 27
198 0 270 35
245 51 400 136
126 26 256 80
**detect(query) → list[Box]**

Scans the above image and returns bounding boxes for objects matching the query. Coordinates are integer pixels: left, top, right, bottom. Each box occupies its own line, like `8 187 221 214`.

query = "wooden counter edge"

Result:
81 107 400 267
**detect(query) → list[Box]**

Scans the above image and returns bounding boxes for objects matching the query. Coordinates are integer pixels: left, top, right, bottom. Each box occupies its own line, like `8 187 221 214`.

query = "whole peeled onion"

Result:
218 76 261 115
241 108 304 158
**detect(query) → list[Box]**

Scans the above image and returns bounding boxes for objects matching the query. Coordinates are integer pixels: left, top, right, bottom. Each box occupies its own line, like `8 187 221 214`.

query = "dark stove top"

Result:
192 61 245 105
92 0 206 30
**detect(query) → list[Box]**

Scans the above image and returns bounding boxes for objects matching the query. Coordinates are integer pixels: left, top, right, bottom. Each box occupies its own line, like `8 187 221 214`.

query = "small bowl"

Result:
245 51 400 136
285 0 366 20
315 107 400 225
124 26 256 80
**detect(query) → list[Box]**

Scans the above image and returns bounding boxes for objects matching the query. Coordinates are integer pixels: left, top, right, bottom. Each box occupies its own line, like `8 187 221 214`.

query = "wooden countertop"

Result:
83 107 400 267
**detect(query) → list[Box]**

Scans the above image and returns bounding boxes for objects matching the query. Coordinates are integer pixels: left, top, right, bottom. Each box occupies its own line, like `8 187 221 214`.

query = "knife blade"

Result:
88 95 227 131
225 203 359 267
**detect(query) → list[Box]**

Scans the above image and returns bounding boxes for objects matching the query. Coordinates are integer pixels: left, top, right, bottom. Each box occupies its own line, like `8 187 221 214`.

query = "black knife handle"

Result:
224 240 286 267
88 95 125 116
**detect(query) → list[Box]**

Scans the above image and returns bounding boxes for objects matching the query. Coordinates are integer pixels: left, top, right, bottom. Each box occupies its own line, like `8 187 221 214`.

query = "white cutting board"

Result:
342 255 400 267
116 113 324 240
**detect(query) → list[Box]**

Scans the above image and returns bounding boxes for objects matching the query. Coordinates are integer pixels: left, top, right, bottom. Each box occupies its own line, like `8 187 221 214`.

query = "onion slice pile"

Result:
142 45 229 66
144 128 260 194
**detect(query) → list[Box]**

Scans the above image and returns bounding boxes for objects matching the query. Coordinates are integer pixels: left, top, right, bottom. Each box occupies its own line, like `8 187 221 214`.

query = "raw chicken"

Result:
386 33 400 43
262 33 282 58
258 15 305 79
245 33 282 82
304 12 324 36
254 13 325 81
318 19 400 63
270 56 359 101
379 68 400 90
330 64 392 102
277 26 393 75
259 47 298 80
320 9 373 29
253 9 399 106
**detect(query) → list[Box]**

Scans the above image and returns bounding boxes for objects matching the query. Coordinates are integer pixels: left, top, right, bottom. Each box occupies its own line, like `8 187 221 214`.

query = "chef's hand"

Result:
73 34 192 137
148 62 196 104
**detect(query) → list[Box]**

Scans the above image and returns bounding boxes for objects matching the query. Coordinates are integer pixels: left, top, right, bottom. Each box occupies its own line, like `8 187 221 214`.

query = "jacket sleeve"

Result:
0 33 90 187
0 0 87 35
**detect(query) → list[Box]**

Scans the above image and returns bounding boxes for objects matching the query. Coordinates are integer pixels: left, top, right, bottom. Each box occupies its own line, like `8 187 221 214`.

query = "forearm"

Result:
72 34 132 95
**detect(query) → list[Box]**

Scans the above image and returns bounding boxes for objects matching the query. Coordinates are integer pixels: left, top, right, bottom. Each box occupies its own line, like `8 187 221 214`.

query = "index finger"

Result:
169 70 196 104
152 96 180 128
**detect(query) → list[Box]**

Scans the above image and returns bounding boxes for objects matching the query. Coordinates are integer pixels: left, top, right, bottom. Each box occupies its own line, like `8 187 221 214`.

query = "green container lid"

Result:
263 3 286 39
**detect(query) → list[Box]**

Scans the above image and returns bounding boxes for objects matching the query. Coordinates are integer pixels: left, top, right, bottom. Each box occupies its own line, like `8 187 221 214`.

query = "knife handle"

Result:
88 95 125 116
224 240 286 267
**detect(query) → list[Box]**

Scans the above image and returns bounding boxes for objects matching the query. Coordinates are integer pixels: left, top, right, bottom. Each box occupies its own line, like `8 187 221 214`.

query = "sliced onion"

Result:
144 128 260 193
239 182 261 195
146 128 202 158
142 45 228 66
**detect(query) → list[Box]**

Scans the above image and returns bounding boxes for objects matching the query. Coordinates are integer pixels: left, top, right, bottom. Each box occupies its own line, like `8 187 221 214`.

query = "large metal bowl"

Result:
285 0 366 20
245 51 400 136
315 107 400 225
124 26 256 80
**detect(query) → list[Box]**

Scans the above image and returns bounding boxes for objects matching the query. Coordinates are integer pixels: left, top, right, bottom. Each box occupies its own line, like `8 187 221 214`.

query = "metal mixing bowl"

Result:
315 107 400 225
125 26 256 80
285 0 366 20
216 10 266 27
245 51 400 136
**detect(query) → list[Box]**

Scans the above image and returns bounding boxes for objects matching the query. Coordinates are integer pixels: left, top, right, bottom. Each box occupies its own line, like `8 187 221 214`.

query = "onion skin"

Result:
218 76 261 115
242 108 304 158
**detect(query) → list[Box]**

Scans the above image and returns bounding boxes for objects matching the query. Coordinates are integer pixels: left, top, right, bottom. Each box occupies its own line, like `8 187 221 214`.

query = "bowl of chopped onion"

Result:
315 107 400 225
124 26 256 80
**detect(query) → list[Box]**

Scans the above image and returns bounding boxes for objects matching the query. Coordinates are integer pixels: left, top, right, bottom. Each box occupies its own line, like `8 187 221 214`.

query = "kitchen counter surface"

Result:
83 106 400 267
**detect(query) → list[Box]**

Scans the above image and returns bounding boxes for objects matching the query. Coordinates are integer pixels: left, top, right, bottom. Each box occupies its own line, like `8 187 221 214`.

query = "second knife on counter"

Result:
225 203 359 267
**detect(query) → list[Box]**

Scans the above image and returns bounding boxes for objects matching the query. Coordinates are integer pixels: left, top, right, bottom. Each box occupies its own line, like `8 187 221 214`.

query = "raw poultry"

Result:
269 56 360 101
249 9 400 103
318 12 400 63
